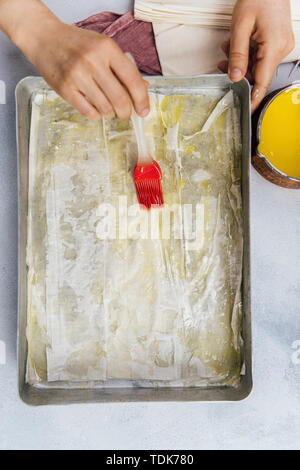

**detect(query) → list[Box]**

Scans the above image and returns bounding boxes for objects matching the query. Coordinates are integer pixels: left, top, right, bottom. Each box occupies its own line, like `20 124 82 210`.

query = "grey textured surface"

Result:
0 0 300 450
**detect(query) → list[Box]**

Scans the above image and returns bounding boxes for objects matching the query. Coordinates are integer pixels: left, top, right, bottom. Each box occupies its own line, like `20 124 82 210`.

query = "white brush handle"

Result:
125 52 152 165
131 107 152 164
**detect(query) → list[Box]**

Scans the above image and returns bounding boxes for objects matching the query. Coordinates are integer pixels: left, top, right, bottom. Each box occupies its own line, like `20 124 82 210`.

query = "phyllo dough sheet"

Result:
26 86 243 387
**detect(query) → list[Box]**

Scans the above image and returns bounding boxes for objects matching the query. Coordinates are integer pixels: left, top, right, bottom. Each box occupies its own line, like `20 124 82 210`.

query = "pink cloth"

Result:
75 11 162 75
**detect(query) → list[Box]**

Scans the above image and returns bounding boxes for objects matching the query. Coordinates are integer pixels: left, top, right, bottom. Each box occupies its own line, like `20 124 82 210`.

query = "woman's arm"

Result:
0 0 150 119
218 0 295 111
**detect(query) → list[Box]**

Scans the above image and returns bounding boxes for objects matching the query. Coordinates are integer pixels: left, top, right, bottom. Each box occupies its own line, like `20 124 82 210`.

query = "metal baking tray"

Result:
16 75 252 405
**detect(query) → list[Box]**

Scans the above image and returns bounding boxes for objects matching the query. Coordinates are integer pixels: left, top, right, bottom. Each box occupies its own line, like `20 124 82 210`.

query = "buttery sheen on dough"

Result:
26 86 243 388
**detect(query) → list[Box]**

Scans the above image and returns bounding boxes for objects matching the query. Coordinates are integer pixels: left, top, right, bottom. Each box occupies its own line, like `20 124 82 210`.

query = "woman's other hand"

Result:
218 0 295 112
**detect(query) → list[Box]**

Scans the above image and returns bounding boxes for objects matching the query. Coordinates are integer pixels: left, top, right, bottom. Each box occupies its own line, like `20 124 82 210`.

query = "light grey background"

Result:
0 0 300 450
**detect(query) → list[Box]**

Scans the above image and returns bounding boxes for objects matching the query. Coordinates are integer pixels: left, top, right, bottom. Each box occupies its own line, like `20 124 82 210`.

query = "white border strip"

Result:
0 340 6 365
0 80 6 104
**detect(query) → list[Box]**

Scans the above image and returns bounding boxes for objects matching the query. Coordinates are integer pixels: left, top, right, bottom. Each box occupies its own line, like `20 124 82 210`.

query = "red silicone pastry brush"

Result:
126 52 163 209
131 102 164 210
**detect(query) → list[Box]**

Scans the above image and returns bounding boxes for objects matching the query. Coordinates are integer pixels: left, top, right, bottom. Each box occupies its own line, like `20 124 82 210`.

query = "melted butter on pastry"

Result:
26 87 243 388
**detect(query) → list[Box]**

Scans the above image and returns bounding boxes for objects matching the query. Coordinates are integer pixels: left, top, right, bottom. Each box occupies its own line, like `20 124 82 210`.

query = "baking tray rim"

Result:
16 74 252 405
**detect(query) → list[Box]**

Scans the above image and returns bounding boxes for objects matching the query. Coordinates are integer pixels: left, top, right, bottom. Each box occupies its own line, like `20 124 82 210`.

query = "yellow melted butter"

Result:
258 87 300 179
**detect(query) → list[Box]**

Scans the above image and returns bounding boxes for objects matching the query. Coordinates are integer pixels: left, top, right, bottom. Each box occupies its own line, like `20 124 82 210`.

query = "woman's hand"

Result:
218 0 295 112
0 0 150 120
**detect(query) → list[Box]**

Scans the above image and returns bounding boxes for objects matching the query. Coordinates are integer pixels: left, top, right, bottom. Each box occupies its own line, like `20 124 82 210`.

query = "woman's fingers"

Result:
218 58 253 83
228 17 254 81
110 49 150 117
93 67 133 120
85 41 150 120
219 45 278 112
222 0 295 112
61 87 101 120
76 75 115 118
251 49 279 112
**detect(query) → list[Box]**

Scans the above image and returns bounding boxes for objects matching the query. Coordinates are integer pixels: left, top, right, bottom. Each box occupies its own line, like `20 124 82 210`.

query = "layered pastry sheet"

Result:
26 86 243 387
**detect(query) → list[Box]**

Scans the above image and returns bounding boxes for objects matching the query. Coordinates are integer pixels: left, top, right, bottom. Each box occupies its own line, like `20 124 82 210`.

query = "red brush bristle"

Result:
135 179 164 210
134 161 164 210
